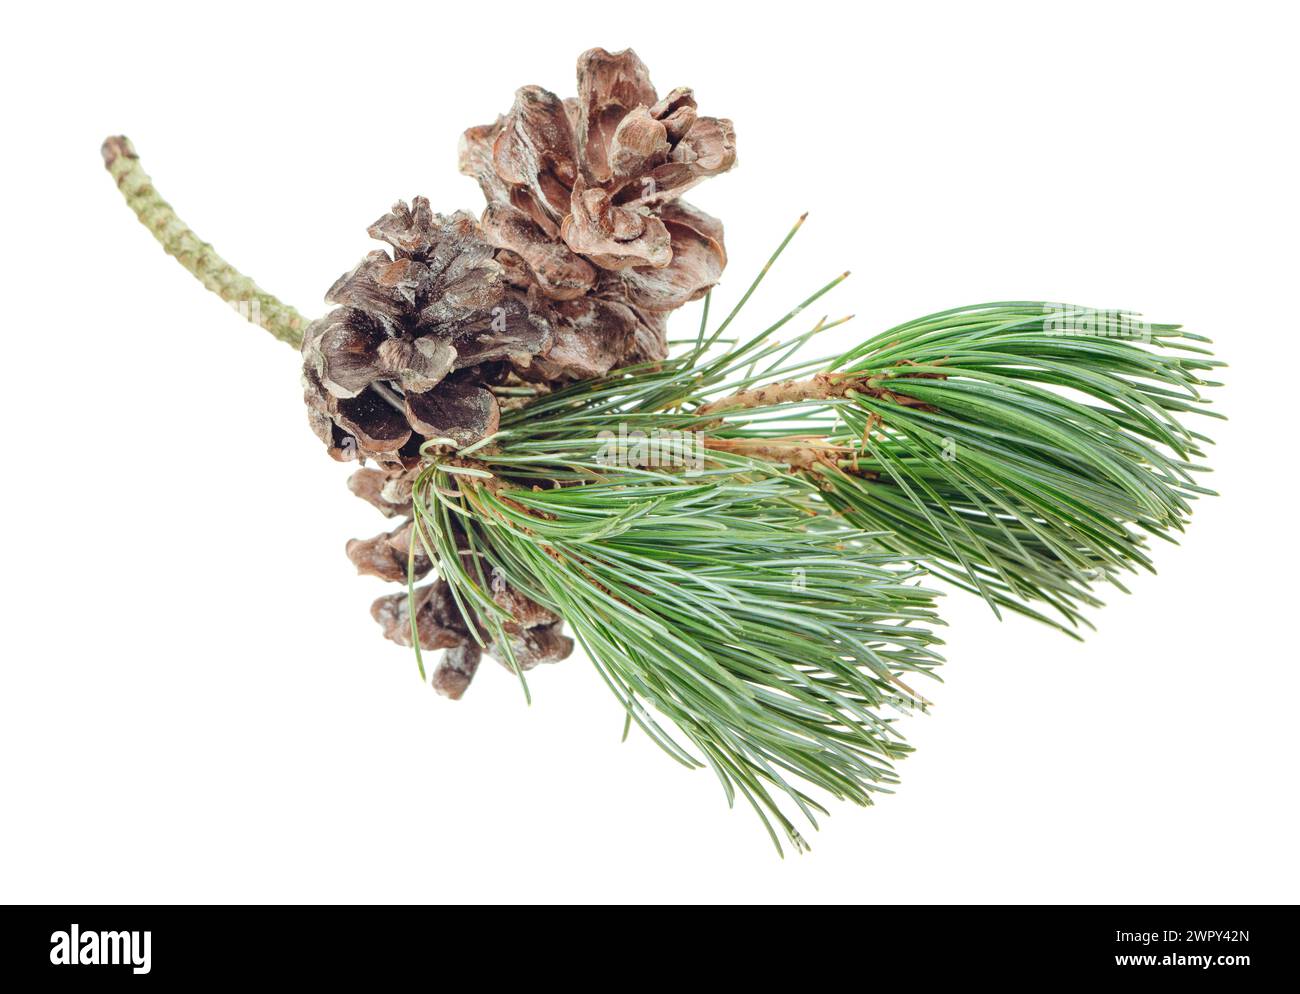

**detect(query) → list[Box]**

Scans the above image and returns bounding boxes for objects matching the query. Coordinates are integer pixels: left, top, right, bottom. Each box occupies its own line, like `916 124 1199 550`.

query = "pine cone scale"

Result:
405 378 499 446
574 47 658 185
480 202 596 300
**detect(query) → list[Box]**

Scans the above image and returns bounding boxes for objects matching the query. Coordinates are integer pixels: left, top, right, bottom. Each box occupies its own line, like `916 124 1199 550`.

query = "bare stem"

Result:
101 136 309 349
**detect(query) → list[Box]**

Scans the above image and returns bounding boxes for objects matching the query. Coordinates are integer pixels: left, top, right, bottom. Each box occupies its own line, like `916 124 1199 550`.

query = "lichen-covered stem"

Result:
101 136 308 349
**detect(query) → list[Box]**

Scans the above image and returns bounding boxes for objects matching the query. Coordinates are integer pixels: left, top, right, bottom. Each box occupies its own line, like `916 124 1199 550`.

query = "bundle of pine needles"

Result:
404 220 1222 851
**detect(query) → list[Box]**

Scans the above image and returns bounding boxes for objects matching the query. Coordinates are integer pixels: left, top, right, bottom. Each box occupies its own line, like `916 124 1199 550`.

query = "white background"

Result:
2 1 1297 903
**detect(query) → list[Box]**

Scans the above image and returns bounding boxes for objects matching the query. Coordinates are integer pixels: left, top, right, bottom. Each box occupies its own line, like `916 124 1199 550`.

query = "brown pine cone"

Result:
301 199 553 464
344 467 573 698
370 576 574 700
460 46 737 379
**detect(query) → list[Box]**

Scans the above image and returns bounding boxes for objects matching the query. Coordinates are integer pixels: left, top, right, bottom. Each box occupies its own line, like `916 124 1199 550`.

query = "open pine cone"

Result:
460 46 737 376
301 200 550 463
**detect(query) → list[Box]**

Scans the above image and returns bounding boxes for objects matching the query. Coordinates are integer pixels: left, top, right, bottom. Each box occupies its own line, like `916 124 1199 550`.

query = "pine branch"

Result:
101 136 309 348
100 136 1224 849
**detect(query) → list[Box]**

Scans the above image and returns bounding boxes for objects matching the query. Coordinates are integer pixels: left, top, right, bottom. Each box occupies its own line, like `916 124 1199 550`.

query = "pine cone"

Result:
342 465 573 698
460 46 737 378
301 199 552 463
370 575 574 700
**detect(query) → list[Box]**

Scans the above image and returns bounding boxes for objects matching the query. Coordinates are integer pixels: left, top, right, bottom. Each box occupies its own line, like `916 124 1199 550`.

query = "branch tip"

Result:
101 135 137 168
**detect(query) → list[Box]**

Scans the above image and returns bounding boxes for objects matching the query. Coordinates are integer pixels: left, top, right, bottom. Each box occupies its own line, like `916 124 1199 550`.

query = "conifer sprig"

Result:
102 136 1223 847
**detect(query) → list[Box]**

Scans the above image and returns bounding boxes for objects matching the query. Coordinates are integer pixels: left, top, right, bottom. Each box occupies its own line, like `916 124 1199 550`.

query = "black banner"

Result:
0 905 1284 984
